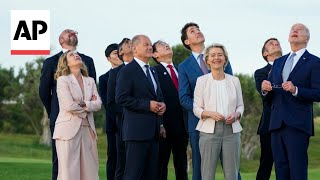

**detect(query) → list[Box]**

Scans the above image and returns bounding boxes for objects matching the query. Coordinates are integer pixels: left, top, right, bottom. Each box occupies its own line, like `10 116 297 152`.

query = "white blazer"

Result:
53 74 101 140
193 73 244 133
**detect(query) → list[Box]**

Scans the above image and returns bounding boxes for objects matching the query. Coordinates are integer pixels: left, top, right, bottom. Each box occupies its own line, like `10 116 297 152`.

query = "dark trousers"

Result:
106 132 117 180
256 133 274 180
189 132 201 180
124 139 159 180
50 125 58 180
159 134 188 180
115 132 126 180
271 125 309 180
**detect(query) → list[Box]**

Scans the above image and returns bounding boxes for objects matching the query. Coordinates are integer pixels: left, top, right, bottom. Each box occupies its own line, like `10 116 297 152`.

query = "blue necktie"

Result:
282 52 296 82
144 65 155 91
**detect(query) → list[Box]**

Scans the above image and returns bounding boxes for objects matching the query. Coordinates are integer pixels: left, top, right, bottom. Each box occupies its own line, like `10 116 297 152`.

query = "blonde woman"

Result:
193 44 244 180
53 51 101 180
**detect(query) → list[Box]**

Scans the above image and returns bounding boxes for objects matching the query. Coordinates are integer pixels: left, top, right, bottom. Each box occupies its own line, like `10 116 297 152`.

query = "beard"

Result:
66 36 78 46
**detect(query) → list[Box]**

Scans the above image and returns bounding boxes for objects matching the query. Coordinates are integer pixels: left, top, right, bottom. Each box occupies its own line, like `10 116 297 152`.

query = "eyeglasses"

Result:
271 84 282 89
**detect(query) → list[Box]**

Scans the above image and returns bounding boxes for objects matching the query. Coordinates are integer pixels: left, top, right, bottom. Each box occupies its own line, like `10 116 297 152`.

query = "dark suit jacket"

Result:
154 64 187 137
107 64 125 114
178 54 233 132
254 63 272 134
99 71 116 133
115 60 163 141
39 51 96 125
266 50 320 136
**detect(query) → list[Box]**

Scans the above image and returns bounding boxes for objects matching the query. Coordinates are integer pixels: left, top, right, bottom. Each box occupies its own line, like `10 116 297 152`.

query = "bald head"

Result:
131 35 152 63
59 29 78 48
288 23 310 51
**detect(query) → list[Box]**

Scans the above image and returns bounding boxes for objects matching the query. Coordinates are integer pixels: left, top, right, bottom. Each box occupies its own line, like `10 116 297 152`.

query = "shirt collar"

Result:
134 57 149 68
192 50 205 60
291 48 306 58
62 48 77 53
160 61 174 68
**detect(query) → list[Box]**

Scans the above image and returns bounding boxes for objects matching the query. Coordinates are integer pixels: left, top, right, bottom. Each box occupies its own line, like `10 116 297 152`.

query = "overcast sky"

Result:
1 0 320 79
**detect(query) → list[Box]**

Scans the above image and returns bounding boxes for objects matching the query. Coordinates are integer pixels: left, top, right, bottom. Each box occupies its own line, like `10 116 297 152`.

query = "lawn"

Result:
1 118 320 179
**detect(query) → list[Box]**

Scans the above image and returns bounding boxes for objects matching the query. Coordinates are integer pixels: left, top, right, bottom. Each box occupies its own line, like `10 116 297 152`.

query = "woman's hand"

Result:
225 112 241 125
91 95 97 101
209 111 225 121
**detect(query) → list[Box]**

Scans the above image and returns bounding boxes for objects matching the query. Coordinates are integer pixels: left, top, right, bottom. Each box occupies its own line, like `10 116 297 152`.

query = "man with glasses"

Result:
39 29 96 180
254 38 282 180
262 23 320 180
106 38 133 179
152 40 188 180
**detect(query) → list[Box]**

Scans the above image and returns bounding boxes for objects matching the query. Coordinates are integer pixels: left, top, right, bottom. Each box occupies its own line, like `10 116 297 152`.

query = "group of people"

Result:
38 22 320 180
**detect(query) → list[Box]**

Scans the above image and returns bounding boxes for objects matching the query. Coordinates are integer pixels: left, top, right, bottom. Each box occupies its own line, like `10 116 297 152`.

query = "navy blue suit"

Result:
107 63 126 180
154 64 188 180
178 54 232 180
99 71 117 180
39 51 96 180
116 59 163 180
254 63 274 180
266 50 320 180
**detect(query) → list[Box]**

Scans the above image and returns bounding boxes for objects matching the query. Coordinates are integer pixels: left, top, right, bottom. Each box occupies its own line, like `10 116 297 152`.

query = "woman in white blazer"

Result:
193 44 244 180
53 51 101 180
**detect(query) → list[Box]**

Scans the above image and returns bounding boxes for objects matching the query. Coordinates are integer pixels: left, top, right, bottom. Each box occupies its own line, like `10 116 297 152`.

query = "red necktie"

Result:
167 64 179 91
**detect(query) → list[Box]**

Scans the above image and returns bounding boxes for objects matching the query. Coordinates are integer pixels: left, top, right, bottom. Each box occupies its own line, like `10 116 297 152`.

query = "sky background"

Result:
1 0 320 79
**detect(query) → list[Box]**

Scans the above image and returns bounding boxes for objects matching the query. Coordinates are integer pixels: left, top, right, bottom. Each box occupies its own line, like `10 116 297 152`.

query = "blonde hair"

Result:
54 51 88 80
204 43 229 69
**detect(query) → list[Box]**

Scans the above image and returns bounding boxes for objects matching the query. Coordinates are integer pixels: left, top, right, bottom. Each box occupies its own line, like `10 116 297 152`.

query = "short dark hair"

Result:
180 22 199 50
105 43 118 58
151 40 161 63
118 38 130 60
262 38 278 61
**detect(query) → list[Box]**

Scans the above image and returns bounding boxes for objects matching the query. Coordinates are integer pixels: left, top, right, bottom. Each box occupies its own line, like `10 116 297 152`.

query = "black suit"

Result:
39 51 96 180
116 59 163 180
99 71 117 180
254 63 274 180
107 63 126 180
154 64 188 180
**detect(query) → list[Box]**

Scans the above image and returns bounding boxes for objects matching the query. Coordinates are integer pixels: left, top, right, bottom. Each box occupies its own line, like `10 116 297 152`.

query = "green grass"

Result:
1 119 320 180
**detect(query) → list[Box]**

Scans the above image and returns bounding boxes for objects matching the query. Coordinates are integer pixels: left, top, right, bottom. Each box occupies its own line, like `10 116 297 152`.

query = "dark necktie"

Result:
144 65 155 91
199 54 209 74
167 64 179 91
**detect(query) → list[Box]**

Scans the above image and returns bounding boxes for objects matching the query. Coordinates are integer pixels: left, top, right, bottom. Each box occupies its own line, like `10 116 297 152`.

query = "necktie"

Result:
167 64 179 91
282 52 296 82
144 65 155 91
199 54 209 74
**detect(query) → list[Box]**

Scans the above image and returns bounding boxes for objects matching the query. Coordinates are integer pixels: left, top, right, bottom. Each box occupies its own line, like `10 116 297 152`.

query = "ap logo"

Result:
11 10 50 55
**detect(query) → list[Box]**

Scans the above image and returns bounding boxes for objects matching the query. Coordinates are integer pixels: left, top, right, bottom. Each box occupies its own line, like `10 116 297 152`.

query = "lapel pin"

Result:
164 72 167 75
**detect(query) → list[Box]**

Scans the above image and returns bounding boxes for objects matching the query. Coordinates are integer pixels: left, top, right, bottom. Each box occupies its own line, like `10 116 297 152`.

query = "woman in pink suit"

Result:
53 50 101 180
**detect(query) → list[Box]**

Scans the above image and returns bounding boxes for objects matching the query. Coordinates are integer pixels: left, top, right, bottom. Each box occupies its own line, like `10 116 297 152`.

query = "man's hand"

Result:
261 80 272 92
150 100 161 113
157 102 166 116
225 112 240 125
160 125 166 138
282 81 296 94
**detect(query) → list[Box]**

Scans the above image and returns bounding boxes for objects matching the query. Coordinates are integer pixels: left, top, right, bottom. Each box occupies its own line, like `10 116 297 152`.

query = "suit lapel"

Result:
69 74 84 100
288 50 309 80
158 64 177 91
82 76 91 101
132 60 156 97
278 54 290 82
187 55 203 77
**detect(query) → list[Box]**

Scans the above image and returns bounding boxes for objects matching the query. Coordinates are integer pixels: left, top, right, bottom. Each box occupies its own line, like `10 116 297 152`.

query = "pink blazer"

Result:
193 73 244 133
53 74 101 140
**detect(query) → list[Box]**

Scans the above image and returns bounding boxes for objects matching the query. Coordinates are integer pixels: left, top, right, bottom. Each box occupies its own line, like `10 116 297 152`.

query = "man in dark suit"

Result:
116 35 166 180
152 40 188 180
39 29 96 180
106 38 133 180
262 23 320 180
178 22 233 180
254 38 282 180
99 43 123 180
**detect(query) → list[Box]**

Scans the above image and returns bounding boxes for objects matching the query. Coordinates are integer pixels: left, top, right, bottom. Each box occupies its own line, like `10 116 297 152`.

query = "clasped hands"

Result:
150 100 166 115
206 111 240 125
261 80 296 93
79 95 97 108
